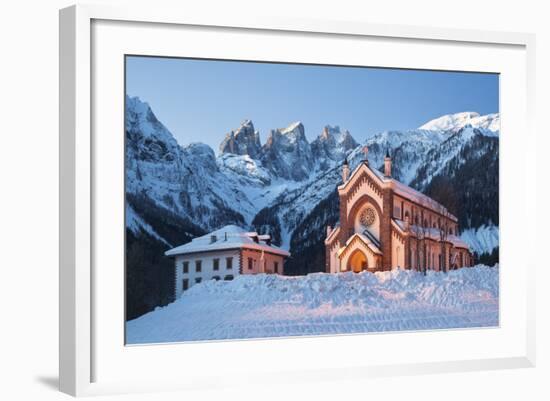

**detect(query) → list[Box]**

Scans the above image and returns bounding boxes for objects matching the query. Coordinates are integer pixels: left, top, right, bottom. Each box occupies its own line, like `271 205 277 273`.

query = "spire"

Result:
384 148 392 178
342 158 350 182
362 145 369 165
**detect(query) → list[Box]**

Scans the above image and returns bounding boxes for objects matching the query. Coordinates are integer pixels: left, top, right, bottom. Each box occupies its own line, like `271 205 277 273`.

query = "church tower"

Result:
384 149 392 178
342 158 350 182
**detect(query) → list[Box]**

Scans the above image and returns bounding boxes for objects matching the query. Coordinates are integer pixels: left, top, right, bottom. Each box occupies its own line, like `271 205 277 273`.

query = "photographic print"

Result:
124 56 499 344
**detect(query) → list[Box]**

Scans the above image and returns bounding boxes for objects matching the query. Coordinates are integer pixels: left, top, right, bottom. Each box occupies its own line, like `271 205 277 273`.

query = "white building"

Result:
165 225 290 299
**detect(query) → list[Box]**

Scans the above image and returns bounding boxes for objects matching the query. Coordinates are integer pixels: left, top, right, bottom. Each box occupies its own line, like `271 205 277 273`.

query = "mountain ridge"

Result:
125 95 499 257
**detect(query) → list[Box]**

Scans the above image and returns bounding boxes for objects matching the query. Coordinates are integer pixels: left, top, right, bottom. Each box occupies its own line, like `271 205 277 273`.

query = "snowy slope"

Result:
460 225 499 255
419 111 500 133
126 203 171 246
126 265 499 343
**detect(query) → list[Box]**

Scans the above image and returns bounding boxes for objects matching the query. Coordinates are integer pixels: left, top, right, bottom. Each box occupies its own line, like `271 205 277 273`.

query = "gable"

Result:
339 162 384 216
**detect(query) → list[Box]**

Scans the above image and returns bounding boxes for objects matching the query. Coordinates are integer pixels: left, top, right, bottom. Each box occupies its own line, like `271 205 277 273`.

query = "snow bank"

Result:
126 265 499 344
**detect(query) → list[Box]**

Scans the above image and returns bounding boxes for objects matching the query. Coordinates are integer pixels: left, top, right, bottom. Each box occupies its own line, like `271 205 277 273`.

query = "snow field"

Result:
126 265 499 344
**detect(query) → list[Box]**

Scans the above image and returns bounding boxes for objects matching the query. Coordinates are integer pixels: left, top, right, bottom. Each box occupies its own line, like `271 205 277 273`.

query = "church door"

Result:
348 250 368 273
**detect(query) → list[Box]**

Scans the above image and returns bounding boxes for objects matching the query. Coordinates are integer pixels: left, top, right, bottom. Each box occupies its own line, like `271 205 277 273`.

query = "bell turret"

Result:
342 158 350 182
384 149 392 178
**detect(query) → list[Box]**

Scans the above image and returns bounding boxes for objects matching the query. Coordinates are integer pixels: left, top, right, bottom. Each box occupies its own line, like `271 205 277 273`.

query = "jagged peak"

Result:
320 125 341 137
125 94 180 147
219 119 262 157
280 121 304 135
237 119 255 131
318 125 355 144
264 122 307 148
126 95 153 117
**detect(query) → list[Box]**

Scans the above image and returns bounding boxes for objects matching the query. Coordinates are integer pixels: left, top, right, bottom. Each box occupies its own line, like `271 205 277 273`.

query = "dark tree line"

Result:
418 135 499 230
126 229 175 320
286 190 340 276
475 247 499 267
250 207 283 246
126 193 205 320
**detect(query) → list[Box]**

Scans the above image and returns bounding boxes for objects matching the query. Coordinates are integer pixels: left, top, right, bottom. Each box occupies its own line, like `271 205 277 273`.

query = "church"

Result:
325 147 473 273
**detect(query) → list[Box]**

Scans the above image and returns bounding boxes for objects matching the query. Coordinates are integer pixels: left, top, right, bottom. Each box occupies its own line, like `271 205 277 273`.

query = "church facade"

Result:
325 148 473 273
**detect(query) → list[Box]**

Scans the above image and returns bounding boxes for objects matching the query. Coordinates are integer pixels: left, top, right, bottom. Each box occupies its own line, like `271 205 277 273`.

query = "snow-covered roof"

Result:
392 219 470 249
392 180 457 221
337 232 383 256
165 225 290 257
447 235 470 250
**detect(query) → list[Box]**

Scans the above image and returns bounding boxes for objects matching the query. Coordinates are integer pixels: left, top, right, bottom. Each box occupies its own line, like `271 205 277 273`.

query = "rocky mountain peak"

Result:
311 125 358 168
219 119 262 158
318 125 357 148
125 95 179 146
261 122 313 181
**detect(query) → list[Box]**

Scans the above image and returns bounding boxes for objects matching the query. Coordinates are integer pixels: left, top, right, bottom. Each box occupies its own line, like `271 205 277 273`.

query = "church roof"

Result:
165 225 290 257
392 219 470 249
337 232 383 257
344 161 457 221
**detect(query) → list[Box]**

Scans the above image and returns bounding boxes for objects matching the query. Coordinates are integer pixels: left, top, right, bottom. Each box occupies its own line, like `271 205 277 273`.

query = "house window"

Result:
212 276 220 281
224 275 234 281
248 257 253 270
195 260 202 273
213 258 219 271
274 261 279 274
195 277 202 284
182 279 188 291
226 257 233 269
182 261 189 274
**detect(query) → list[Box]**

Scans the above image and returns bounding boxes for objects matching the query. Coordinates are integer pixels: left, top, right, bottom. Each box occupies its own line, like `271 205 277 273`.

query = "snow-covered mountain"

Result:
125 96 499 277
126 96 255 236
259 122 315 181
419 111 500 133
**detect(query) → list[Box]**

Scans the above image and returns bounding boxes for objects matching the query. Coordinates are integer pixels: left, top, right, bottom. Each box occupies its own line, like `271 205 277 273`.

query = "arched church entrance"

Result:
348 250 368 273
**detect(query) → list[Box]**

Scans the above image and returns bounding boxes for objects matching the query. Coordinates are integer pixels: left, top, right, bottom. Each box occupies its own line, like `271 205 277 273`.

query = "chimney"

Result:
327 225 332 237
384 149 392 178
210 234 217 243
342 158 350 182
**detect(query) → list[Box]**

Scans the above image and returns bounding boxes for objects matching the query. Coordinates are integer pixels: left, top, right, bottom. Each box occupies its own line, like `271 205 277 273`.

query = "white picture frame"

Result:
59 4 536 397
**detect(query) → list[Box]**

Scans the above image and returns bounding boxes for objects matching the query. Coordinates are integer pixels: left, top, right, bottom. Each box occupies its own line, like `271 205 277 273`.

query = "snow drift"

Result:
126 265 499 344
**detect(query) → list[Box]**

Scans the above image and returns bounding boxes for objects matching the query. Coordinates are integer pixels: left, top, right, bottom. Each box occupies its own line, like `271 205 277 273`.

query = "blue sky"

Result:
126 56 499 151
